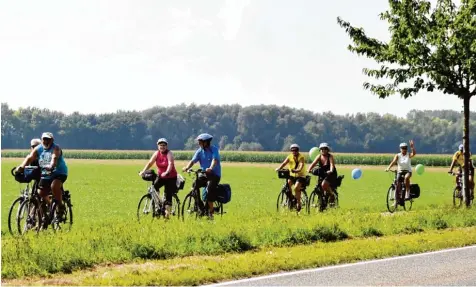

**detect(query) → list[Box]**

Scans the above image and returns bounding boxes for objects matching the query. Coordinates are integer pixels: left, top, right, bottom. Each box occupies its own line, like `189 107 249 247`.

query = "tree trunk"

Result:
463 95 471 207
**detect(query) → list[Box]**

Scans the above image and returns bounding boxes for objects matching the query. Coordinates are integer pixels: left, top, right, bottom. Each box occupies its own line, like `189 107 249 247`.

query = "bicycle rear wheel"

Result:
50 200 73 231
17 198 42 235
453 187 463 208
8 197 23 236
299 190 308 212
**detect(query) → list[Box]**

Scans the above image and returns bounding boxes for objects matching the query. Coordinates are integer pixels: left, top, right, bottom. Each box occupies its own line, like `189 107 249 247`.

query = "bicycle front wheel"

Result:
17 198 42 235
276 190 289 212
181 193 199 220
307 190 318 214
8 197 23 236
386 185 397 213
171 193 181 218
137 194 154 222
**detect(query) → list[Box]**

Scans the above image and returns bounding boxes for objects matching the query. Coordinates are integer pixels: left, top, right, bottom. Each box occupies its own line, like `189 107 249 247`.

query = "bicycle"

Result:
449 171 474 208
385 169 419 213
275 169 309 212
12 167 73 234
137 170 183 222
181 169 223 220
307 169 344 213
8 166 39 235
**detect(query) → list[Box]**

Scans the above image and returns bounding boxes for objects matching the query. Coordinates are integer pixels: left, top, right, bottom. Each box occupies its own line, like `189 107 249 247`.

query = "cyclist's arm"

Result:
449 158 457 173
164 151 175 175
183 150 200 171
294 157 305 173
48 145 63 170
276 157 290 170
308 155 320 172
140 151 158 173
409 144 416 158
329 155 336 173
19 146 39 169
209 147 220 170
386 154 398 170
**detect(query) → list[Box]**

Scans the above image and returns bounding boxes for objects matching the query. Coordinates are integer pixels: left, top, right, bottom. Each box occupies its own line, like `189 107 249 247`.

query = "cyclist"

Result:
448 144 474 199
385 140 416 204
30 138 41 167
307 142 338 206
16 132 69 218
182 133 221 220
276 144 306 211
139 138 178 219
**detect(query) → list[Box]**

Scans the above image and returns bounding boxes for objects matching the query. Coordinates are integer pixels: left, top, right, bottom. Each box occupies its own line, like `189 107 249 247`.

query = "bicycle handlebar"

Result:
11 165 39 176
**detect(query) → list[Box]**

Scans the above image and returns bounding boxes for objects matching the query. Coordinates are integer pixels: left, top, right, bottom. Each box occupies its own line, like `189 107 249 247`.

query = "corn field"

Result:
1 149 453 166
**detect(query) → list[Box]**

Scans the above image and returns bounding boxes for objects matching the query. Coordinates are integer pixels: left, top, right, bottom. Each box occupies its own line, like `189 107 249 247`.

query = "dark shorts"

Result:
204 173 221 202
288 176 307 184
39 174 68 190
153 177 177 205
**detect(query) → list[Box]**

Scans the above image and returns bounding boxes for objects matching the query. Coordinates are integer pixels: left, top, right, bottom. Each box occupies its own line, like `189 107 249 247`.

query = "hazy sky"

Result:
1 0 472 117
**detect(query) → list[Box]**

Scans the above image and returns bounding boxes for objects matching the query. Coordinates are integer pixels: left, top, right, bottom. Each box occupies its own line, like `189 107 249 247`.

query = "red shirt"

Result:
155 150 177 178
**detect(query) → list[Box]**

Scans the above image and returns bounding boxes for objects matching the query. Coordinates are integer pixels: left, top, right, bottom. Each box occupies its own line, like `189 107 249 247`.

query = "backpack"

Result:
410 184 420 199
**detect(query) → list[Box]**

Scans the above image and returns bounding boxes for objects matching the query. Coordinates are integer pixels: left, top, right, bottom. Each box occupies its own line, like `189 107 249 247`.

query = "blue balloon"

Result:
351 168 362 180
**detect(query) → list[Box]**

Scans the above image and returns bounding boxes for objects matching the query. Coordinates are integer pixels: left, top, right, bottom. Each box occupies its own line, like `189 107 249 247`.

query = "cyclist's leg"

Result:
404 172 411 199
38 178 52 213
206 174 221 218
51 175 67 217
287 177 296 200
294 178 304 211
321 177 334 202
163 178 176 218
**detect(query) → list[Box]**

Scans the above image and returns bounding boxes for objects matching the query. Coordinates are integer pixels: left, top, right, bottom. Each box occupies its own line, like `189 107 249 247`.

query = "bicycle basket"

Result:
176 174 186 191
12 167 40 183
336 175 344 187
277 170 290 179
311 168 323 177
141 169 157 182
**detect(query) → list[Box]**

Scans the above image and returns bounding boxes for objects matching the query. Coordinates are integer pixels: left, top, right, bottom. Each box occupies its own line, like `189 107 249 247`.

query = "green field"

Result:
1 149 455 166
2 158 476 285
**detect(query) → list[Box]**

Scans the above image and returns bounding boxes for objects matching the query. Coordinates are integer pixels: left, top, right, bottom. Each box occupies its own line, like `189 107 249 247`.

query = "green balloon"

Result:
309 147 320 161
415 164 425 175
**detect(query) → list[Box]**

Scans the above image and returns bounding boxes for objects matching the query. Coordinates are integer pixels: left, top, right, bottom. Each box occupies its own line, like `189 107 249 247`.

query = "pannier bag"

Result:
217 184 232 204
410 184 420 199
336 175 344 187
176 174 186 191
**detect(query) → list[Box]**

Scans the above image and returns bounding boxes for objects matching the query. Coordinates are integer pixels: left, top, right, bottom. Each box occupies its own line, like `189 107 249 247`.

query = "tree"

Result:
337 0 476 207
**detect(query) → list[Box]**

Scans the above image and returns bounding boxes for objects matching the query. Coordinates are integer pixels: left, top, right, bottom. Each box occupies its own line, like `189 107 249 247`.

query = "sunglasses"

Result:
401 147 408 150
157 144 166 147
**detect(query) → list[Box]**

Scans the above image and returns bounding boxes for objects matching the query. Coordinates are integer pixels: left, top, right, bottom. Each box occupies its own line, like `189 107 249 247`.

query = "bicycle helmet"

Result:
196 133 213 141
157 138 168 145
319 142 330 149
30 138 41 147
399 142 408 148
459 144 464 151
290 144 300 150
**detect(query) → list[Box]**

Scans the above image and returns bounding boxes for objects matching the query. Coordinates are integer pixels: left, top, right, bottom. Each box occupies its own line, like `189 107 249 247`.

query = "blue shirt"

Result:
192 145 221 177
37 143 68 178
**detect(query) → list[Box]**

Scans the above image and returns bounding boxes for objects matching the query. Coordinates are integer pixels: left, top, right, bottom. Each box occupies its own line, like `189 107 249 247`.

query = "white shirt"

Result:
397 152 412 172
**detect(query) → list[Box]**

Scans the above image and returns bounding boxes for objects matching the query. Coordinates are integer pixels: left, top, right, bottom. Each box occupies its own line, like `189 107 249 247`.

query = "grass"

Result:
1 158 475 285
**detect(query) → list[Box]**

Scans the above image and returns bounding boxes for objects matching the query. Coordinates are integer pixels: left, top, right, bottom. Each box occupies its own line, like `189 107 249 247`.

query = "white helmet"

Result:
399 142 408 148
319 142 330 149
157 138 168 145
30 138 41 147
290 144 300 150
459 144 464 151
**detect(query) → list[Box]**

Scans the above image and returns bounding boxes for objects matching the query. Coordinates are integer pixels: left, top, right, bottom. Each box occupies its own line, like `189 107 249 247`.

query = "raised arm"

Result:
409 140 416 158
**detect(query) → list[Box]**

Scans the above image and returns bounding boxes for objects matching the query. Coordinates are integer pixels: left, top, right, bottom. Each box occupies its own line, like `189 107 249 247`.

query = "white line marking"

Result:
204 245 476 286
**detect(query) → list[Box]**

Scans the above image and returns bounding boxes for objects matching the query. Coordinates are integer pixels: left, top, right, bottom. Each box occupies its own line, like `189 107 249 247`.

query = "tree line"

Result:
1 103 474 153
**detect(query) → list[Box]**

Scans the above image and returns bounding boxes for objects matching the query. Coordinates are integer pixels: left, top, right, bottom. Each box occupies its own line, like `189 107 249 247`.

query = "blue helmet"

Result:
196 133 213 141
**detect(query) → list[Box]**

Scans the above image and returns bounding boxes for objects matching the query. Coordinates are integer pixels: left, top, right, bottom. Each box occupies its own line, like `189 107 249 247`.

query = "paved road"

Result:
205 246 476 286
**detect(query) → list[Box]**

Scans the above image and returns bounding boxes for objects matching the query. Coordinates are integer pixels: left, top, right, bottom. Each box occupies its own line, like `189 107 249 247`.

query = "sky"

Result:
0 0 472 118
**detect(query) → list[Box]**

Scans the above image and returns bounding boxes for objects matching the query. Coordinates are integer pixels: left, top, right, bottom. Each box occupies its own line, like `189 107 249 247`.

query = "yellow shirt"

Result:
287 153 306 178
453 151 473 168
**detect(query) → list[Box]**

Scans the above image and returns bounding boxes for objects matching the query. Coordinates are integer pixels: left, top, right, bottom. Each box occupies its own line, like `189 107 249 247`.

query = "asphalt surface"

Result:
205 245 476 286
